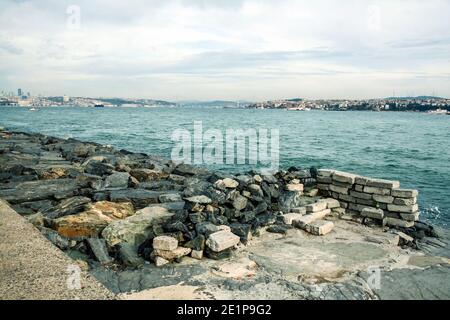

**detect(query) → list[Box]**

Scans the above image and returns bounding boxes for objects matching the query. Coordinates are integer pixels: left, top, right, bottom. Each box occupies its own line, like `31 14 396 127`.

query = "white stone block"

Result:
153 236 178 251
206 231 240 252
391 189 418 198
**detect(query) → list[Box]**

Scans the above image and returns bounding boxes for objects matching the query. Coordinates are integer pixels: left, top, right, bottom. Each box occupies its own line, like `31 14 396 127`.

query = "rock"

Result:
41 196 91 219
102 206 173 247
278 191 303 213
109 189 161 209
248 184 263 197
117 243 145 267
86 238 113 265
195 222 224 237
153 236 178 251
189 212 207 223
158 193 182 203
102 172 130 189
85 201 134 219
154 247 191 261
332 171 357 184
0 178 79 204
253 175 263 183
361 207 384 220
387 204 419 213
305 220 334 236
373 195 394 204
306 188 319 197
266 225 290 235
253 213 277 227
285 183 304 192
191 250 203 260
84 161 114 176
155 256 169 267
282 213 304 225
184 195 212 204
366 178 400 189
232 195 248 211
391 189 418 198
205 247 232 260
206 231 240 252
130 168 167 182
384 217 414 228
184 235 206 251
349 191 373 200
396 231 414 244
215 178 239 189
229 223 252 244
306 201 328 213
26 213 46 227
40 227 72 250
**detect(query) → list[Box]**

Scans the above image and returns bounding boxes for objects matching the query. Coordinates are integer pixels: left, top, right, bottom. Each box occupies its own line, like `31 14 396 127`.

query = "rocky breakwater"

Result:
0 130 320 270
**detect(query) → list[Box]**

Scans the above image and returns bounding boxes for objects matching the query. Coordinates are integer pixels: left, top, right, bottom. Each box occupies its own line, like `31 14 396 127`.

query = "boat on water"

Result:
94 104 105 108
427 108 448 115
29 107 37 111
287 107 311 111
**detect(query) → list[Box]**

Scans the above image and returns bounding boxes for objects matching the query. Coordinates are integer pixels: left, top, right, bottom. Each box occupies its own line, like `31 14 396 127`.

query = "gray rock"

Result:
86 238 113 265
41 196 91 219
102 172 130 190
109 189 161 209
40 227 72 250
117 243 145 268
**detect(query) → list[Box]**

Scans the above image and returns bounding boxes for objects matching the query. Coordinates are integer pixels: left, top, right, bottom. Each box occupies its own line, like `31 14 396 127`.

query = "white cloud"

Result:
0 0 449 100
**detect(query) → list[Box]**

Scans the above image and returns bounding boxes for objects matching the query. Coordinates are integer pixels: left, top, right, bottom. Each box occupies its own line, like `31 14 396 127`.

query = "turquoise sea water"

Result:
1 106 449 226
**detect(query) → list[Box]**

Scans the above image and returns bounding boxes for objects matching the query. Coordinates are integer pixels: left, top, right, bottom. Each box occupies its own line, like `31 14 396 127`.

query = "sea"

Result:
1 106 449 227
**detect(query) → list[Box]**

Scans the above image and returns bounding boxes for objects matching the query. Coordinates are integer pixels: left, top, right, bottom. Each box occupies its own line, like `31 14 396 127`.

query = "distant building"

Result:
63 95 70 103
18 88 22 97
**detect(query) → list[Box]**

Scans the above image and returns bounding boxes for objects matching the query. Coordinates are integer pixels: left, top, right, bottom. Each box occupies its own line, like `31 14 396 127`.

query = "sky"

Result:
0 0 449 101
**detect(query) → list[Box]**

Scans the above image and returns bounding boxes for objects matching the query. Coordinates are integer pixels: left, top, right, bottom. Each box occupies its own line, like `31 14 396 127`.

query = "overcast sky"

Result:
0 0 449 101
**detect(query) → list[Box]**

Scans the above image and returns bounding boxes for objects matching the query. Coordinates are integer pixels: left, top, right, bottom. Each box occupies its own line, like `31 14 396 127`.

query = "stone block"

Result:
286 183 304 192
384 217 414 228
354 184 364 192
366 178 400 189
391 189 418 198
329 184 349 195
155 256 169 267
393 197 417 206
363 186 391 196
191 250 204 260
373 195 394 204
332 171 357 184
282 213 304 225
361 207 384 220
399 212 420 222
349 191 373 200
293 209 330 228
305 220 334 236
306 201 328 213
291 207 306 214
154 247 192 261
321 198 341 209
387 204 419 213
206 231 240 252
356 198 377 206
355 176 369 186
317 169 334 178
153 235 178 251
339 194 355 203
317 176 332 184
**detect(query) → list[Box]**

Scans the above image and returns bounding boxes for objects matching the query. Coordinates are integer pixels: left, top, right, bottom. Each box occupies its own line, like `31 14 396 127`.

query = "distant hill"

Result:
385 96 445 100
178 100 252 107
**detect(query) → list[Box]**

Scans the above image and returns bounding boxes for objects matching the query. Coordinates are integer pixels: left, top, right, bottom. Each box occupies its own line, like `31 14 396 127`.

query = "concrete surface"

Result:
0 200 114 300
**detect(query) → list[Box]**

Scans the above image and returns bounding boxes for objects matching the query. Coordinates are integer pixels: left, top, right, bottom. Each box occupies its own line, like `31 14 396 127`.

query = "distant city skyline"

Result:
1 0 449 101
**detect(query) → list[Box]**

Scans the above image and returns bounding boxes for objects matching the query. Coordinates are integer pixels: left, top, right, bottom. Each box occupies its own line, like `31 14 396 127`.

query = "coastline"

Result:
1 128 449 300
